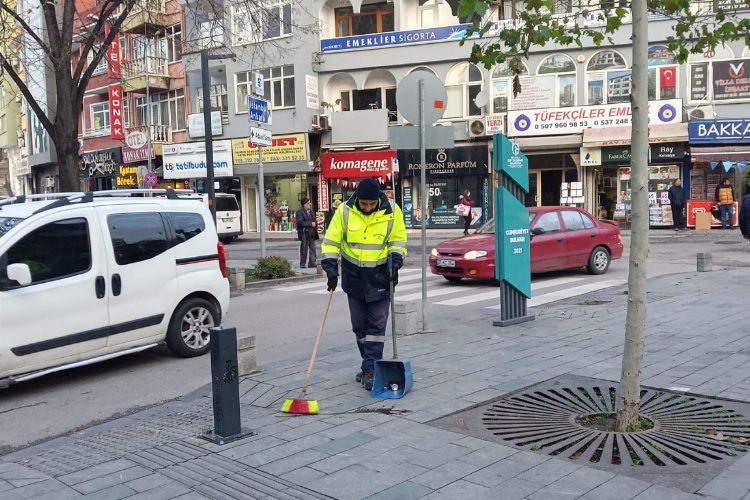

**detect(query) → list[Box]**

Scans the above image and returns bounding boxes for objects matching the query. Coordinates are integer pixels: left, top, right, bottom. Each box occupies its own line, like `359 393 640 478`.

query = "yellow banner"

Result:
232 133 308 164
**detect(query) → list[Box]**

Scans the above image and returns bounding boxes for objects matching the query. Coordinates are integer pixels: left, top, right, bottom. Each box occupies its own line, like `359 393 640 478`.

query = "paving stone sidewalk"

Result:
2 269 750 500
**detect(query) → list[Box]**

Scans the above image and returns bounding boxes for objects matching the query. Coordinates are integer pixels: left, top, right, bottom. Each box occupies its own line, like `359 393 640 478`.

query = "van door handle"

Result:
112 274 122 296
95 276 106 299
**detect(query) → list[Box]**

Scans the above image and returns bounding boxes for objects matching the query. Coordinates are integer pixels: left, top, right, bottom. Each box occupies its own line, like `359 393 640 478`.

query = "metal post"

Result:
258 145 266 257
201 50 216 224
419 79 429 332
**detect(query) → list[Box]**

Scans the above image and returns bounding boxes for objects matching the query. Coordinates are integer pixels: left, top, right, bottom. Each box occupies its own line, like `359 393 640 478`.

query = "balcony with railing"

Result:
122 56 170 92
126 124 172 143
120 0 168 33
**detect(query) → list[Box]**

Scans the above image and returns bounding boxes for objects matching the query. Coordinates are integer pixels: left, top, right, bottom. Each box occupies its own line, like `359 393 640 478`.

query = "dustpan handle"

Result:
388 254 398 360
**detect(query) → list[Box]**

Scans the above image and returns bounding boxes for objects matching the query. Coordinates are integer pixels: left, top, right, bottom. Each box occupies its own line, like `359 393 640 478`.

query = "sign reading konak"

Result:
232 133 308 164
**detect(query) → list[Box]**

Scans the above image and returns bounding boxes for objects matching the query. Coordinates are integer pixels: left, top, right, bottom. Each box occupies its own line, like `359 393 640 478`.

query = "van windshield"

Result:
0 217 24 239
215 197 239 212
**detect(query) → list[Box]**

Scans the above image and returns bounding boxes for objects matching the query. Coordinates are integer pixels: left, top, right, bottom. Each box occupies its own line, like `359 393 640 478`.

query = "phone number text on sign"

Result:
507 99 682 137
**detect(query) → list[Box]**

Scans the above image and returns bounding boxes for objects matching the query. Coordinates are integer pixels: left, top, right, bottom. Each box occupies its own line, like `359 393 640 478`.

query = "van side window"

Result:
0 218 91 287
169 212 205 244
108 213 169 265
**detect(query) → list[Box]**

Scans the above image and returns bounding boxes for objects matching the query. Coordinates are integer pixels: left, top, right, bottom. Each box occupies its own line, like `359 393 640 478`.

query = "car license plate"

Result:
222 218 233 222
437 259 455 268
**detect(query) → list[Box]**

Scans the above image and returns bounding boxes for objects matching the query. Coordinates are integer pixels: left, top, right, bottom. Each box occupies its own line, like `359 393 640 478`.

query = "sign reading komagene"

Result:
321 150 396 179
507 99 682 137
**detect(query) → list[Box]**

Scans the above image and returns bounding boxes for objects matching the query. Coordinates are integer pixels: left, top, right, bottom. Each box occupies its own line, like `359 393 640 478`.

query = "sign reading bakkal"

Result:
81 148 121 178
397 146 488 176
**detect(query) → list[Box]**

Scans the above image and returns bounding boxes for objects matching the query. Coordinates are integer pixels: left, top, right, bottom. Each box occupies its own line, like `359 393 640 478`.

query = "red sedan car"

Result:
429 206 623 282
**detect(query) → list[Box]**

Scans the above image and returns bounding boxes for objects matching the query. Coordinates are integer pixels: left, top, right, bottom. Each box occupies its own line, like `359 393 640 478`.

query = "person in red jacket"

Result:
458 190 474 235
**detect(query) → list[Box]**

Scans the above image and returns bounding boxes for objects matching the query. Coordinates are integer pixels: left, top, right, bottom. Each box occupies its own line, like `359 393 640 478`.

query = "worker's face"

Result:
358 199 379 214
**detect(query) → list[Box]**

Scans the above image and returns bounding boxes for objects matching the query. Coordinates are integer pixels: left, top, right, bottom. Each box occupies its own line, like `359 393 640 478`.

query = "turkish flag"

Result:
660 67 676 88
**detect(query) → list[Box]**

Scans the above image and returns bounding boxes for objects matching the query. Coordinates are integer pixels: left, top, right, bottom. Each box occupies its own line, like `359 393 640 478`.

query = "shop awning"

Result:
689 145 750 162
582 123 688 147
512 134 583 152
233 161 313 176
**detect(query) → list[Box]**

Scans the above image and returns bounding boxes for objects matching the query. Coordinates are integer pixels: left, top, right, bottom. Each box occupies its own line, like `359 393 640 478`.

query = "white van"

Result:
0 189 230 387
201 193 243 243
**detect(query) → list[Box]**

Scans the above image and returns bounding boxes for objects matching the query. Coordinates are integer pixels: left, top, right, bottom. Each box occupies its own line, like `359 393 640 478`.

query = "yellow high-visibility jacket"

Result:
321 193 407 302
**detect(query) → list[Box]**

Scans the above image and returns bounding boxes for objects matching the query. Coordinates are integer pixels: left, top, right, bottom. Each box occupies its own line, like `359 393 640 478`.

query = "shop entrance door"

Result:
244 185 257 232
541 170 563 206
526 170 541 207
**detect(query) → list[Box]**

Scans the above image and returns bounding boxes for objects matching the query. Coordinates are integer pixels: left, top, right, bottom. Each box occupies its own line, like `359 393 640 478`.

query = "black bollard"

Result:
201 326 254 445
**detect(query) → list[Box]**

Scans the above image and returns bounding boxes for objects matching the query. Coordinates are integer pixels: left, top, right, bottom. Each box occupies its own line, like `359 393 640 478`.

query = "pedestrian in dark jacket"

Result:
295 198 318 268
667 179 685 230
739 193 750 240
715 178 737 229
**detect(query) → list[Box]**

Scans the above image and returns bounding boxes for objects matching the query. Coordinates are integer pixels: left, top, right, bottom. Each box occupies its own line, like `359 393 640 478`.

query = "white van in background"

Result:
201 193 243 243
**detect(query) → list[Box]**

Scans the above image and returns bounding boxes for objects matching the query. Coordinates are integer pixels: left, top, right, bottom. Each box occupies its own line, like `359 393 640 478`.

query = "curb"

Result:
231 271 322 293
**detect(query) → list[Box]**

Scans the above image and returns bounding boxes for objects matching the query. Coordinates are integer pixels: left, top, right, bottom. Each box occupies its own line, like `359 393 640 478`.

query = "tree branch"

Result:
0 1 53 60
0 54 55 134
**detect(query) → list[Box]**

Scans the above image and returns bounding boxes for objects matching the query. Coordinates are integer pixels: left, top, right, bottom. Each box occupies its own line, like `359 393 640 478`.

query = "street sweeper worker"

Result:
320 178 408 391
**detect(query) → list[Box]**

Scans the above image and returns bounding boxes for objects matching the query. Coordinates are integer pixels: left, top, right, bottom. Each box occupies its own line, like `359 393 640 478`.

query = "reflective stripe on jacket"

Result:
321 193 408 302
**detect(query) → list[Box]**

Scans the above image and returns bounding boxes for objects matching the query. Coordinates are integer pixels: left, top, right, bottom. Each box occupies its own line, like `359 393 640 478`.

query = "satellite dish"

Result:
474 90 490 109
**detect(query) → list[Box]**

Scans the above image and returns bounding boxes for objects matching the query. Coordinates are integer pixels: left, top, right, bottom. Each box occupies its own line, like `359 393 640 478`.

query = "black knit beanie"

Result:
357 178 381 200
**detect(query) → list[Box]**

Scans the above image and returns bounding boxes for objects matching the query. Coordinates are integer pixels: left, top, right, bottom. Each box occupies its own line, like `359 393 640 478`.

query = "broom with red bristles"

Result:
281 289 334 415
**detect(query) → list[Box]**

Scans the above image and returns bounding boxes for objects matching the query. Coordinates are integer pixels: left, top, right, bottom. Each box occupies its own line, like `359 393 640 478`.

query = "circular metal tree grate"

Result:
482 384 750 467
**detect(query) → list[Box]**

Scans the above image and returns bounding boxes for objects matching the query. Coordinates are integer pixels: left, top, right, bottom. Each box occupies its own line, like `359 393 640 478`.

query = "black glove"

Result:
321 258 338 292
389 267 399 286
388 253 402 285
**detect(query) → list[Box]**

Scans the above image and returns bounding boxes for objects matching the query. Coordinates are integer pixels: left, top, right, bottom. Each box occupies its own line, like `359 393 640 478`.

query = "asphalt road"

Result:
1 228 749 454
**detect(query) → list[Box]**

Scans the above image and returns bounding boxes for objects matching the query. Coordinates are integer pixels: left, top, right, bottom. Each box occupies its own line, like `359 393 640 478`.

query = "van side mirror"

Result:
531 227 545 235
7 263 32 286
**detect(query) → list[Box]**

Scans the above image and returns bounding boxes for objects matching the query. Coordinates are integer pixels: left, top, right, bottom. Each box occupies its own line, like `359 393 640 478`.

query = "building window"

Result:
236 66 294 112
86 44 107 75
445 63 483 119
335 3 394 36
122 96 130 128
418 0 459 28
135 89 185 130
586 50 629 105
90 102 110 132
338 87 397 122
158 24 182 62
197 84 229 120
491 62 529 113
232 0 292 45
537 54 577 107
647 46 678 101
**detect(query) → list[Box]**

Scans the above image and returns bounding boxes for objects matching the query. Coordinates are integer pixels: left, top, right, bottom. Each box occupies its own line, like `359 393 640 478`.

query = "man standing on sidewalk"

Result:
320 178 408 391
715 177 737 229
295 198 318 268
668 178 685 230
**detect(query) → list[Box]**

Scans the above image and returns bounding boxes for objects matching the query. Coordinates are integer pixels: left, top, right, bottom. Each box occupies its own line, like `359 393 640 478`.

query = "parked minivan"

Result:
0 189 230 388
201 193 243 243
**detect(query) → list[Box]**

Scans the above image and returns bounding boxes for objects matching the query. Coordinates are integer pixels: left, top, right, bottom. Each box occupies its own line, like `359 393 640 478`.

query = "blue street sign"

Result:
247 96 271 124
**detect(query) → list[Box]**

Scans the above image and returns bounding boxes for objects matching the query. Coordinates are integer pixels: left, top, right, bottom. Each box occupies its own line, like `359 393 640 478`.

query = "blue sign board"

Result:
320 24 472 52
689 119 750 144
494 188 531 298
247 96 271 124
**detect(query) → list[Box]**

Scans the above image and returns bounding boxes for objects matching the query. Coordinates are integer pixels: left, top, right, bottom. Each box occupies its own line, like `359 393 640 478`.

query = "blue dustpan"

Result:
372 256 413 399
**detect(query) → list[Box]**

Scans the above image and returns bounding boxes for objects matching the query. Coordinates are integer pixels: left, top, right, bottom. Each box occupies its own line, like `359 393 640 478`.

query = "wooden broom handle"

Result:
301 289 334 396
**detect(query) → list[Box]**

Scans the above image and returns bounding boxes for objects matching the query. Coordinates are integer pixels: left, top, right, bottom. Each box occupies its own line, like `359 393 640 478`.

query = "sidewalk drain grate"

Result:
430 376 750 491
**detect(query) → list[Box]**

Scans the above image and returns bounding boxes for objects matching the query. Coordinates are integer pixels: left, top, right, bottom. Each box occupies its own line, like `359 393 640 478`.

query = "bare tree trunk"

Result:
616 0 649 432
52 71 82 192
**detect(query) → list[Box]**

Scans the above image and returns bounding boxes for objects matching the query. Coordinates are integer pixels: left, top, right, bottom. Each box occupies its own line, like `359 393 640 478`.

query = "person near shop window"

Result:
458 190 475 235
715 178 737 229
739 192 750 242
667 179 686 231
320 178 408 391
295 198 318 268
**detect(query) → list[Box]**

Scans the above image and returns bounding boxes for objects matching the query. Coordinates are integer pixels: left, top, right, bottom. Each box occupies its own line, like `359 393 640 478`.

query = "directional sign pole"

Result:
258 144 266 258
201 51 217 223
419 79 429 333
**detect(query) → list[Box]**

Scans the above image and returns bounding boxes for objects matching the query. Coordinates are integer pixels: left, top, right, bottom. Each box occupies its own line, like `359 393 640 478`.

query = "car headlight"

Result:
431 248 438 257
464 250 488 260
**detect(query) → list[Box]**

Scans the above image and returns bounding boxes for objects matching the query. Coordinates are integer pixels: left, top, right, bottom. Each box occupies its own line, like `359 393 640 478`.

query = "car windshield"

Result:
477 212 536 234
0 217 24 239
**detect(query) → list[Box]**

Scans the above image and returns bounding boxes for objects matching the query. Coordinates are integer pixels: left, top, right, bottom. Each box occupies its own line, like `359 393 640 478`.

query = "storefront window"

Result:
264 174 307 231
586 50 628 105
491 62 529 114
445 62 483 119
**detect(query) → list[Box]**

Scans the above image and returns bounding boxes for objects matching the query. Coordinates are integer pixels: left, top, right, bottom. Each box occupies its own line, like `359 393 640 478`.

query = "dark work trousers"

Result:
463 215 472 234
347 295 389 373
672 204 684 229
299 236 317 267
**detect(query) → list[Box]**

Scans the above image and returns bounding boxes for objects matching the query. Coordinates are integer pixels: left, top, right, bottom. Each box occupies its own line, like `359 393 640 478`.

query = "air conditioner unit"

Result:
688 105 715 120
468 118 487 138
311 114 330 130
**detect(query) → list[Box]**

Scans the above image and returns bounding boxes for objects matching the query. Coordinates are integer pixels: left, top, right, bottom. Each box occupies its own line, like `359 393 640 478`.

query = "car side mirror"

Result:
531 227 545 235
7 263 32 287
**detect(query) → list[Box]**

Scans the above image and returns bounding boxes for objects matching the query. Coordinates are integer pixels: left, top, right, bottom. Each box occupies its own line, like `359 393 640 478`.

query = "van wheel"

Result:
166 298 218 357
586 246 610 275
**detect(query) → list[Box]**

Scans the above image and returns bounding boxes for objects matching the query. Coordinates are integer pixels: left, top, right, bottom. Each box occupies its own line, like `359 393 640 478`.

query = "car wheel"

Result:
444 276 462 283
166 298 218 357
586 246 610 275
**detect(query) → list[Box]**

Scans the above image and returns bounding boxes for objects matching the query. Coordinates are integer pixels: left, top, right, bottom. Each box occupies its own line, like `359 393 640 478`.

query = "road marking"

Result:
435 276 584 306
275 268 424 292
395 286 467 302
485 280 624 309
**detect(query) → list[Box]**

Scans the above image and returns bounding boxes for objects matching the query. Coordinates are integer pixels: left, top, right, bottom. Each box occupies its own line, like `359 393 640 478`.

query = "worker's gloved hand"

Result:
388 253 403 285
321 258 338 292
